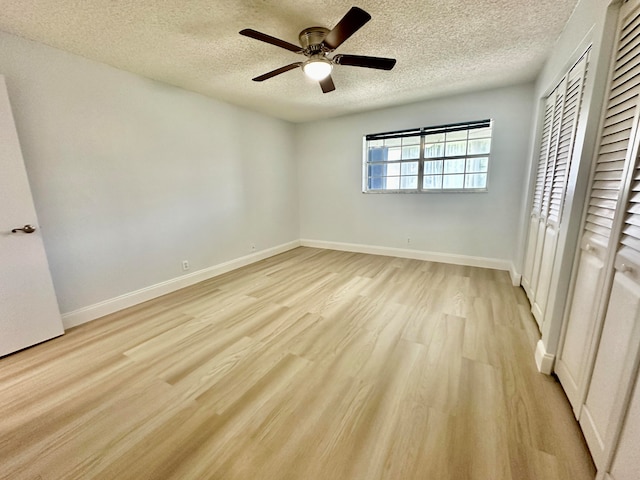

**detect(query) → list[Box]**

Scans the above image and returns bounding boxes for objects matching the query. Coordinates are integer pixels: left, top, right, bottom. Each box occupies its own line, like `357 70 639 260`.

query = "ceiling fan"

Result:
239 6 396 93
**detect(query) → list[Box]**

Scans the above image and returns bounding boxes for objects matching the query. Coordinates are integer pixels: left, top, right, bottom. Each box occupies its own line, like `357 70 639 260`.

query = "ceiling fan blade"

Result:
319 75 336 93
252 63 303 82
322 7 371 50
240 29 303 53
334 54 396 70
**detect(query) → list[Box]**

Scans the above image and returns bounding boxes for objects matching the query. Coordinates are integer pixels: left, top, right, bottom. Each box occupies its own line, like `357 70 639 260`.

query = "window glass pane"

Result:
402 135 421 145
446 130 467 141
423 175 442 189
424 160 443 174
445 141 467 157
365 120 491 193
466 157 488 173
368 177 385 190
468 138 491 155
368 164 387 176
444 158 465 174
424 143 444 158
386 176 400 190
387 163 401 176
443 174 464 189
388 147 401 161
468 127 492 139
425 133 445 143
401 162 419 175
465 173 487 189
401 176 418 189
402 145 420 159
368 147 388 162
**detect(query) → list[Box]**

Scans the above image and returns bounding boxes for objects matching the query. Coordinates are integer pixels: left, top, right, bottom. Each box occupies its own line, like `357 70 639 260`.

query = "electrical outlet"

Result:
182 260 190 271
407 237 411 244
251 243 256 252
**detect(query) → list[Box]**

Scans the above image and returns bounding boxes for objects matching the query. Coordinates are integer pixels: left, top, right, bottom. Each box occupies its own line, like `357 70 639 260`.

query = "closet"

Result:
521 49 590 329
555 1 640 478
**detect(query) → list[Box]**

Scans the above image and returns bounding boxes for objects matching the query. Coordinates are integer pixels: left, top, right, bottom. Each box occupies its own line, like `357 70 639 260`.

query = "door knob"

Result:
11 224 36 234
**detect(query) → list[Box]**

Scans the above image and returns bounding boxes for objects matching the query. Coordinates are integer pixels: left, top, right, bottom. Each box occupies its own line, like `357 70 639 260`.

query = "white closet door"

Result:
556 2 640 417
555 6 640 416
528 87 565 316
522 96 555 299
582 174 640 470
579 4 640 468
608 363 640 480
581 263 640 468
522 49 590 323
531 55 589 327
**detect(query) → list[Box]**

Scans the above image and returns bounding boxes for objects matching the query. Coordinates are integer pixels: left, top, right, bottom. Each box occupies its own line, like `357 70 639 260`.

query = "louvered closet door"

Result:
558 0 640 417
608 358 640 480
522 95 556 299
572 1 640 469
557 6 640 415
527 87 565 314
531 55 589 327
583 150 640 472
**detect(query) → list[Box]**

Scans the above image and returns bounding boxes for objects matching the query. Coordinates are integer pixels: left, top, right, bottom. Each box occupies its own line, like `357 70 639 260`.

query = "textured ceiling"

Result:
0 1 579 123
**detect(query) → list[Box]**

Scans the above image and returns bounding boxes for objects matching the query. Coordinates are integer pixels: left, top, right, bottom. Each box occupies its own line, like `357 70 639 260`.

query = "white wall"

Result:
536 0 615 95
0 31 298 315
297 84 535 266
0 0 611 328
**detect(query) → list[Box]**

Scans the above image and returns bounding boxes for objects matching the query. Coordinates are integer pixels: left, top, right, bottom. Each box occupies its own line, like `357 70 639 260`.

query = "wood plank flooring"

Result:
0 247 596 479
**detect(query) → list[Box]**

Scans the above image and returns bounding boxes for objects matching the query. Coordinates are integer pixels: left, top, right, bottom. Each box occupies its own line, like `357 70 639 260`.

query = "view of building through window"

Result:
364 120 492 192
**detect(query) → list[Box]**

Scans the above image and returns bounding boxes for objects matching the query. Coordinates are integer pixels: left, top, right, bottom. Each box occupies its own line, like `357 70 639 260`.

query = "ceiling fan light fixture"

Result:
302 57 333 81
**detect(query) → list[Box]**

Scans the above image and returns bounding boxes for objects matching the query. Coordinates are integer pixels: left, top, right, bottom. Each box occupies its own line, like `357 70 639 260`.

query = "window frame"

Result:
362 119 493 194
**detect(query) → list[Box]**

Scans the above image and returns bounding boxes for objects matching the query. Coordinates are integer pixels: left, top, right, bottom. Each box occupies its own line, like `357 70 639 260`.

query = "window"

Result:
363 119 492 193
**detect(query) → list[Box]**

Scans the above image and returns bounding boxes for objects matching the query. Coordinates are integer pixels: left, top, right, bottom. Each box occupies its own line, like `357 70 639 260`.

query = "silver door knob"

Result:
11 224 36 234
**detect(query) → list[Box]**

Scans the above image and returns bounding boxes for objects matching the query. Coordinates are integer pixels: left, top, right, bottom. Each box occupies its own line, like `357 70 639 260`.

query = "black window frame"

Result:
362 119 493 193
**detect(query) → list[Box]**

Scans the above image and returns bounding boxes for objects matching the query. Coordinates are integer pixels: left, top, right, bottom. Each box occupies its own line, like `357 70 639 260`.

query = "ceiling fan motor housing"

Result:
299 27 330 54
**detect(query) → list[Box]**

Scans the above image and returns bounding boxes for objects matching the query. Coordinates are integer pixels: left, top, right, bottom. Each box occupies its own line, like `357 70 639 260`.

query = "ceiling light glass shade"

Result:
302 57 333 81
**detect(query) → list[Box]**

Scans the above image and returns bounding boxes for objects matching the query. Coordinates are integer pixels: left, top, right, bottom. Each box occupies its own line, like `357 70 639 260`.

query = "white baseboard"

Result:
300 239 513 272
300 239 520 274
535 339 555 375
62 239 521 330
509 264 522 287
61 240 300 329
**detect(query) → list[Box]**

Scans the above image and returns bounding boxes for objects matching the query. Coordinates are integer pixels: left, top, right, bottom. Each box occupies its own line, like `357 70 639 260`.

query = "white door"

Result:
607 364 640 480
522 94 555 300
580 262 640 468
529 85 563 326
556 0 640 418
522 90 560 303
578 2 640 465
522 52 589 328
0 75 64 356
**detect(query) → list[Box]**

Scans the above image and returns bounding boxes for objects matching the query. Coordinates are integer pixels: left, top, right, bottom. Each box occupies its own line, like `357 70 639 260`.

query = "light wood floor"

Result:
0 247 595 480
